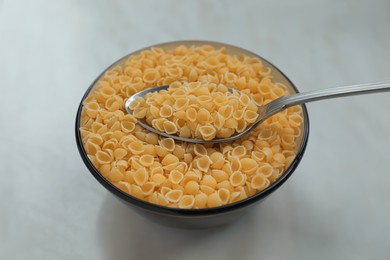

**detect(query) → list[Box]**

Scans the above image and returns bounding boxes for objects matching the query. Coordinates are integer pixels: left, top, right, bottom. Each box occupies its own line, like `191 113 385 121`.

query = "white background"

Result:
1 0 390 259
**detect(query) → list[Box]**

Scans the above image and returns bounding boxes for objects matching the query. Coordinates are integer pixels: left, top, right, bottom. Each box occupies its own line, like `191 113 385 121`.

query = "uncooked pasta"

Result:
79 44 304 208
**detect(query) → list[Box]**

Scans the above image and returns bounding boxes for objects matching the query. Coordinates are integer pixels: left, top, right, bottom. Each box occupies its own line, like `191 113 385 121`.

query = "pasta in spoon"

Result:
131 81 259 141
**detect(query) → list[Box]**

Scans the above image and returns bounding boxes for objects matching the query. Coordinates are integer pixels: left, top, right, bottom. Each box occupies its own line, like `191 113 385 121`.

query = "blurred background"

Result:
0 0 389 259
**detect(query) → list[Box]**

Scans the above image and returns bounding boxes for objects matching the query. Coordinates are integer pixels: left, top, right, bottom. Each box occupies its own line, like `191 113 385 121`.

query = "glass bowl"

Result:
75 40 310 228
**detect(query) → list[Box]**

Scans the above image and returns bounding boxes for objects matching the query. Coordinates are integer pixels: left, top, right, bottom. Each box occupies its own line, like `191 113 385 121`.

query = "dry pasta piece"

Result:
178 195 195 209
230 171 246 187
230 157 242 172
211 170 229 182
244 110 259 123
218 105 233 119
114 148 127 160
174 98 189 111
210 152 225 169
237 120 248 133
256 164 274 177
240 158 258 175
194 155 212 172
179 125 192 138
161 154 179 166
183 153 193 164
186 108 198 122
143 68 160 83
85 141 101 155
169 170 184 185
245 181 257 196
131 184 144 199
207 192 223 208
197 108 211 124
229 191 242 203
116 181 132 193
95 150 113 164
201 175 217 189
161 187 172 196
159 105 173 118
173 145 185 159
221 162 233 176
233 110 244 120
214 112 225 129
232 146 247 158
165 190 183 203
148 192 158 204
143 144 157 156
139 154 154 166
109 168 124 182
216 128 235 138
128 141 144 155
194 193 208 208
157 193 169 206
99 164 111 178
133 168 148 186
159 138 175 152
163 121 178 134
184 180 199 195
152 118 166 132
218 188 230 204
193 144 207 156
141 182 155 196
151 174 166 185
200 185 215 195
155 145 169 158
80 44 304 209
87 133 103 145
251 173 269 191
199 125 217 140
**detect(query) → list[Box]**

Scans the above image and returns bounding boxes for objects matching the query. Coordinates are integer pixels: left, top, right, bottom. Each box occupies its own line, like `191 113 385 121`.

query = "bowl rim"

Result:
75 40 310 216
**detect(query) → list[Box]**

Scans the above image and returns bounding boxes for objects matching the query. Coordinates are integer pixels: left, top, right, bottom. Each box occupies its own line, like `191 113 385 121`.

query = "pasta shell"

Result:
165 190 183 203
178 195 195 209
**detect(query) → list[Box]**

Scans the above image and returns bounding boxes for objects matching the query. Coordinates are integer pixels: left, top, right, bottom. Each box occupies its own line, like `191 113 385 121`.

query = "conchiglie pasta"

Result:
218 188 230 204
108 168 124 182
232 146 247 158
95 150 113 164
251 173 269 191
163 121 178 134
178 195 195 209
230 171 246 187
194 193 208 208
184 180 200 195
159 138 175 151
207 192 223 208
165 189 183 203
139 154 154 166
80 44 304 209
128 141 144 154
133 168 148 186
194 155 212 172
198 125 217 140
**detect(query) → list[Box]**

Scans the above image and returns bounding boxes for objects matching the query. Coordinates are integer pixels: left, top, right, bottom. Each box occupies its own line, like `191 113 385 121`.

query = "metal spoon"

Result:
125 80 390 144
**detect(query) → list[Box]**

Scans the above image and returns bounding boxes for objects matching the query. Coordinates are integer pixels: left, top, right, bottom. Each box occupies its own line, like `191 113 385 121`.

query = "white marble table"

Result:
1 0 390 259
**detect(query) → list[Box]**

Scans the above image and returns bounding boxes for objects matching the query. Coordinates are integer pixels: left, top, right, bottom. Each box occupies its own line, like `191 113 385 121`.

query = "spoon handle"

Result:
263 80 390 119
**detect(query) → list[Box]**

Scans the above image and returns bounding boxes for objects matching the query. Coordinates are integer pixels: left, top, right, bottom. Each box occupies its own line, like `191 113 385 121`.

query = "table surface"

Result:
1 0 390 259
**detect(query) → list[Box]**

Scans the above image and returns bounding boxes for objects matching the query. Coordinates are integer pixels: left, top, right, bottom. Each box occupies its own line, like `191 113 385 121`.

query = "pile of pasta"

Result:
131 81 259 140
80 44 304 209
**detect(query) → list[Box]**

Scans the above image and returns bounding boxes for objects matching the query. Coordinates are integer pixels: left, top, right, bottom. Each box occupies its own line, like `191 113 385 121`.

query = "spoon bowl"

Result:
125 85 246 144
